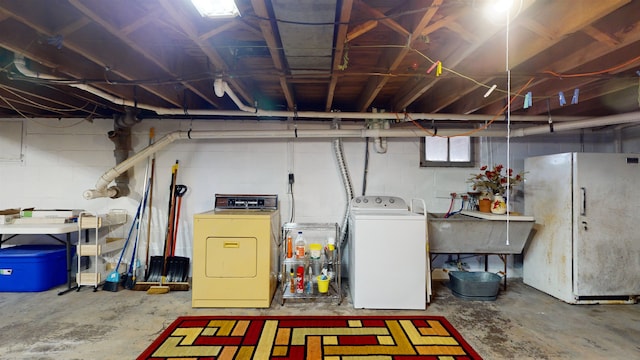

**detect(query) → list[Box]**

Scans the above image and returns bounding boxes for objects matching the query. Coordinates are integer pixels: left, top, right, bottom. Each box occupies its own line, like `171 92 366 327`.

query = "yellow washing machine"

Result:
192 195 280 308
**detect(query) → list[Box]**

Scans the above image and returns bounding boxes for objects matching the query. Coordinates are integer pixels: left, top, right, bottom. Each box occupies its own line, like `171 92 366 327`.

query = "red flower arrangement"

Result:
468 164 525 196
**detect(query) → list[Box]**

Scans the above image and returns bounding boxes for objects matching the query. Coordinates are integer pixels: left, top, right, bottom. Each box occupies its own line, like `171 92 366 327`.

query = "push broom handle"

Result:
130 153 151 281
171 185 188 256
144 128 155 280
163 160 179 264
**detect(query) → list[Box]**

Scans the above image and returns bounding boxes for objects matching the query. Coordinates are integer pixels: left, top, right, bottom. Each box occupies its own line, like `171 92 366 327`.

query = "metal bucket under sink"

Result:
448 271 502 301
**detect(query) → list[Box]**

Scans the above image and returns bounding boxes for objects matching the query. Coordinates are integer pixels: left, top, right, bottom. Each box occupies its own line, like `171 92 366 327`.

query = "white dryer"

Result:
348 195 430 309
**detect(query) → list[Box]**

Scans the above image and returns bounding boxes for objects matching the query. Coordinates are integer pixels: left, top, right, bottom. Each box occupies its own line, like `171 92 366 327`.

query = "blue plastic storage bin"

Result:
0 245 68 292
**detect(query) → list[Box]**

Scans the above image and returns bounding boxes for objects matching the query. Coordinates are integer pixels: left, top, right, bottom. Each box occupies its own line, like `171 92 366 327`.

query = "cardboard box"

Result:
0 245 68 292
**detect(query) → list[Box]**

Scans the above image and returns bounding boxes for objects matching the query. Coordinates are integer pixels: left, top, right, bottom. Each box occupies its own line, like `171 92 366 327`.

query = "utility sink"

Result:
428 211 534 254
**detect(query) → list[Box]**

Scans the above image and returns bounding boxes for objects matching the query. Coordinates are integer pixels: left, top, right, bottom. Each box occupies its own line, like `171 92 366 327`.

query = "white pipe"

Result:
83 127 508 199
13 54 135 108
511 111 640 137
13 53 583 123
83 110 640 199
84 131 185 199
14 53 640 198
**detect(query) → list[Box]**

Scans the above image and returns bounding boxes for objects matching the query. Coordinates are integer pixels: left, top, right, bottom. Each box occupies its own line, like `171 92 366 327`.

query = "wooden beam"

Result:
0 92 67 116
199 21 239 41
393 0 538 112
359 2 410 38
120 9 161 36
445 21 478 43
581 25 620 47
518 18 555 41
346 20 378 42
510 0 631 66
66 0 190 107
156 0 253 107
356 0 444 112
55 17 91 37
250 0 295 110
450 0 637 115
326 0 354 111
421 10 468 36
0 83 98 116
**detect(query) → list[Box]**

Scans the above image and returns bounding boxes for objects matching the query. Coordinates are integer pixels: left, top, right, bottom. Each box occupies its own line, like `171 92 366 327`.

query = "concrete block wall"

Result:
0 118 626 278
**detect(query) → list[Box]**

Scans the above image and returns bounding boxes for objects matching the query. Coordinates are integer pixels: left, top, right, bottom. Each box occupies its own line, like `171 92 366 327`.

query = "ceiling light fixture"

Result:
190 0 240 18
483 0 513 19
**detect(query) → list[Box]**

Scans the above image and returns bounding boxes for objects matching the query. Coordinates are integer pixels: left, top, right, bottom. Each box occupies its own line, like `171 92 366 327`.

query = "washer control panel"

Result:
350 196 407 210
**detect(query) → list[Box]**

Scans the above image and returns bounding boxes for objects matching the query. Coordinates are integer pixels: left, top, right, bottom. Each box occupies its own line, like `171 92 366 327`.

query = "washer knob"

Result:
375 197 382 204
389 198 395 203
363 198 369 203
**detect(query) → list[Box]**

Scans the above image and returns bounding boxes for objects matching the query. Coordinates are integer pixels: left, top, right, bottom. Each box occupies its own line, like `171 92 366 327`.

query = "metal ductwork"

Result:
105 108 142 198
107 127 131 198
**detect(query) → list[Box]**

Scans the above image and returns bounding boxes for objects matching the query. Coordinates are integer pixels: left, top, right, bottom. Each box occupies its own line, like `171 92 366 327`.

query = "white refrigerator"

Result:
523 152 640 304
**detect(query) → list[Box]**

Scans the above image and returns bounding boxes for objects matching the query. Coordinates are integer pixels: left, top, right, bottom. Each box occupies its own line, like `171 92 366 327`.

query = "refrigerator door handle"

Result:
580 187 586 215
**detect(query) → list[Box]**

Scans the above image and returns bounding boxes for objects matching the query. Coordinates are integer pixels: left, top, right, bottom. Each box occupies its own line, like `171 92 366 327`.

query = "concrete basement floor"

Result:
0 279 638 359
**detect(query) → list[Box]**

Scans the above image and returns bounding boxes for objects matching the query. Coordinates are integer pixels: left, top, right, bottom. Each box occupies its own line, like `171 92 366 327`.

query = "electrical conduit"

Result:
332 119 354 248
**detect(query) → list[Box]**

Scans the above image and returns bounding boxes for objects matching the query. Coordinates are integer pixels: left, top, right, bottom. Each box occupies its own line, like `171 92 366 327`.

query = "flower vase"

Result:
478 199 492 213
491 194 507 214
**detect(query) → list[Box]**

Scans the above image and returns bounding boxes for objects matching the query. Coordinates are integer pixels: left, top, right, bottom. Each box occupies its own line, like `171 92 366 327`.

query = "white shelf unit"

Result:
280 223 341 305
76 210 127 291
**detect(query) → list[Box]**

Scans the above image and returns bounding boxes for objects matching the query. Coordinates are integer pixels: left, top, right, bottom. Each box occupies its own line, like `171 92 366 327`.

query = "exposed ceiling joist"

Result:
0 0 638 122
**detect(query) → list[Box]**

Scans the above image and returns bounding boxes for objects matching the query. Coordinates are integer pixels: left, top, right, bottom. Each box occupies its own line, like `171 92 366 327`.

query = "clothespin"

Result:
571 88 579 105
558 91 566 106
524 92 532 109
546 99 554 133
436 61 442 77
484 84 497 98
426 61 439 74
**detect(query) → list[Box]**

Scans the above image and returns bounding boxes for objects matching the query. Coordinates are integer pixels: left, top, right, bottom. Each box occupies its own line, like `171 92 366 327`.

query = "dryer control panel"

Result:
214 194 278 210
350 196 407 210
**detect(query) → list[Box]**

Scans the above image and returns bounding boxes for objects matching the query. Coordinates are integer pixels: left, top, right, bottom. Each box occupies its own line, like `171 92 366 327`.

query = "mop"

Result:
102 197 145 292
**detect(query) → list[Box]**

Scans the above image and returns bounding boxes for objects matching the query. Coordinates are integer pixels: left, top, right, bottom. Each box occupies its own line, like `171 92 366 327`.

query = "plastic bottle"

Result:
286 235 293 258
289 269 295 293
296 265 305 293
295 231 306 259
306 266 313 294
326 236 336 263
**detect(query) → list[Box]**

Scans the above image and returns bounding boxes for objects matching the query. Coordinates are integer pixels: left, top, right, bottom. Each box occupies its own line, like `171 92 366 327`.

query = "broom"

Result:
124 174 150 289
145 160 179 294
143 128 156 280
103 198 144 291
123 142 152 289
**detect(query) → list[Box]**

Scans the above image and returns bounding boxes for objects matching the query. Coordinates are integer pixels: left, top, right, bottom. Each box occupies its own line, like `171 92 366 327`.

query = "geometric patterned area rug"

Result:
137 315 482 359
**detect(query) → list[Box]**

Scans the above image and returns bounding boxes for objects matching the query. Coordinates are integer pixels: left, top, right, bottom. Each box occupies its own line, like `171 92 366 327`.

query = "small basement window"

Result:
420 136 474 167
